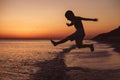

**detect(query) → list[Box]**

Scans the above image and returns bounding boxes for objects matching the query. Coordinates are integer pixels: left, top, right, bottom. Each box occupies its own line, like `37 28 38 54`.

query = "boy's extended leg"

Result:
51 38 69 46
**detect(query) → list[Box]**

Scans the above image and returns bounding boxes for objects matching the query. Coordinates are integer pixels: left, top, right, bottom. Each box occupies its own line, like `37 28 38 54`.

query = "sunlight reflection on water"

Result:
0 40 120 80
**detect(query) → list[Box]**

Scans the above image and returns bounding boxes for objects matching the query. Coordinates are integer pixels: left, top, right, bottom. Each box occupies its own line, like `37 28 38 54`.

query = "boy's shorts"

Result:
67 32 85 42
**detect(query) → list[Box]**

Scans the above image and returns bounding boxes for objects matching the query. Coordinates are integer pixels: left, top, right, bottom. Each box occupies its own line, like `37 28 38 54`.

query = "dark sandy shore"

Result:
30 45 120 80
30 58 120 80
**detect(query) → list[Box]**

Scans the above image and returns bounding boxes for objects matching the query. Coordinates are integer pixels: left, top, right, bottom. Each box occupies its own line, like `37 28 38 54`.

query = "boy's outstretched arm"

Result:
81 17 98 21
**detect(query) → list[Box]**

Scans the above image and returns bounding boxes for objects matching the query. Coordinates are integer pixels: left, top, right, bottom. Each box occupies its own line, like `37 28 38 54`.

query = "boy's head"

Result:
65 10 75 20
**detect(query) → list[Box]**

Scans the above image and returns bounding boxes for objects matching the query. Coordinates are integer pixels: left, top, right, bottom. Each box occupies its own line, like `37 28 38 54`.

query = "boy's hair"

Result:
65 10 75 18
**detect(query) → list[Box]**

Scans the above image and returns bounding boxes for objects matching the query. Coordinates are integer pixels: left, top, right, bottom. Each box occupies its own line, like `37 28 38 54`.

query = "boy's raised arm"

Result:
66 22 74 26
81 17 98 21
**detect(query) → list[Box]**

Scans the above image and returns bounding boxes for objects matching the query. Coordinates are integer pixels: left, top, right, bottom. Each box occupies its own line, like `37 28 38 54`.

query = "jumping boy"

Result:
51 10 98 52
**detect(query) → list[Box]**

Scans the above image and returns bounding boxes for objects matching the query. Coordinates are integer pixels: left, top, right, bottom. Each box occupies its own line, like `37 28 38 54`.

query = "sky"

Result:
0 0 120 39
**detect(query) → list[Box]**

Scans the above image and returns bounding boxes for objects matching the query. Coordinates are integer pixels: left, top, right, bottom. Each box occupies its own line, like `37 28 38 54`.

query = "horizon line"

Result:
0 37 91 40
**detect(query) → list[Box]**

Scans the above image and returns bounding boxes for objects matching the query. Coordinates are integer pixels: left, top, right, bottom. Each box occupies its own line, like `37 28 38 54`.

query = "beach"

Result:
0 40 120 80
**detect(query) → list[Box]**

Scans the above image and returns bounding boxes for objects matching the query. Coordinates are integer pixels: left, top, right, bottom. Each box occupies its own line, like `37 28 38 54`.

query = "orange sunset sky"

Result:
0 0 120 39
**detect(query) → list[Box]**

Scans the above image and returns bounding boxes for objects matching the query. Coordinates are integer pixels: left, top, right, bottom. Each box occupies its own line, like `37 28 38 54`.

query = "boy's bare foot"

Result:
90 44 94 52
50 40 57 46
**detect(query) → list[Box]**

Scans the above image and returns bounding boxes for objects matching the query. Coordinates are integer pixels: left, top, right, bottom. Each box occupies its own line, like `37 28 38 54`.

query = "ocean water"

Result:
0 40 120 80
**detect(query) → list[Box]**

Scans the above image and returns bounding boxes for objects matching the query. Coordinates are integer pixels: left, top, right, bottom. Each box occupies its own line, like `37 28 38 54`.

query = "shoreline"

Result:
92 40 120 53
30 54 120 80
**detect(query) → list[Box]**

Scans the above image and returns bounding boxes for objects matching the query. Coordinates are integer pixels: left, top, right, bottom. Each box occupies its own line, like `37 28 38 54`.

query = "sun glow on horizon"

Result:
0 0 120 39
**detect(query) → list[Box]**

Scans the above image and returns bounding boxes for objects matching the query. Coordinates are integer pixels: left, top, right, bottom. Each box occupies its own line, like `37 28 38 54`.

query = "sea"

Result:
0 40 120 80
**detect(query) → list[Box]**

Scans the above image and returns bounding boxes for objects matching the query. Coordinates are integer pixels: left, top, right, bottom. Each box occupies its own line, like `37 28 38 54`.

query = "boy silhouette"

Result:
51 10 98 52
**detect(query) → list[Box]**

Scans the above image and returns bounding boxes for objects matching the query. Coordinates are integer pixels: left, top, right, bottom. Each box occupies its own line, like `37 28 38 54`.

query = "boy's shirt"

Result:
72 16 85 35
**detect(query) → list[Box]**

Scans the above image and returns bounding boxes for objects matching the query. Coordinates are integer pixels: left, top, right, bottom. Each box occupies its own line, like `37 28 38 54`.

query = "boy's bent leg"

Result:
82 44 94 52
77 44 94 52
90 44 94 52
75 40 94 52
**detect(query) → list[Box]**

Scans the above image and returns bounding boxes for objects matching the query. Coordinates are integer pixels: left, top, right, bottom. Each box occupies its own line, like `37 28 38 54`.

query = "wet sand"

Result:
30 46 120 80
